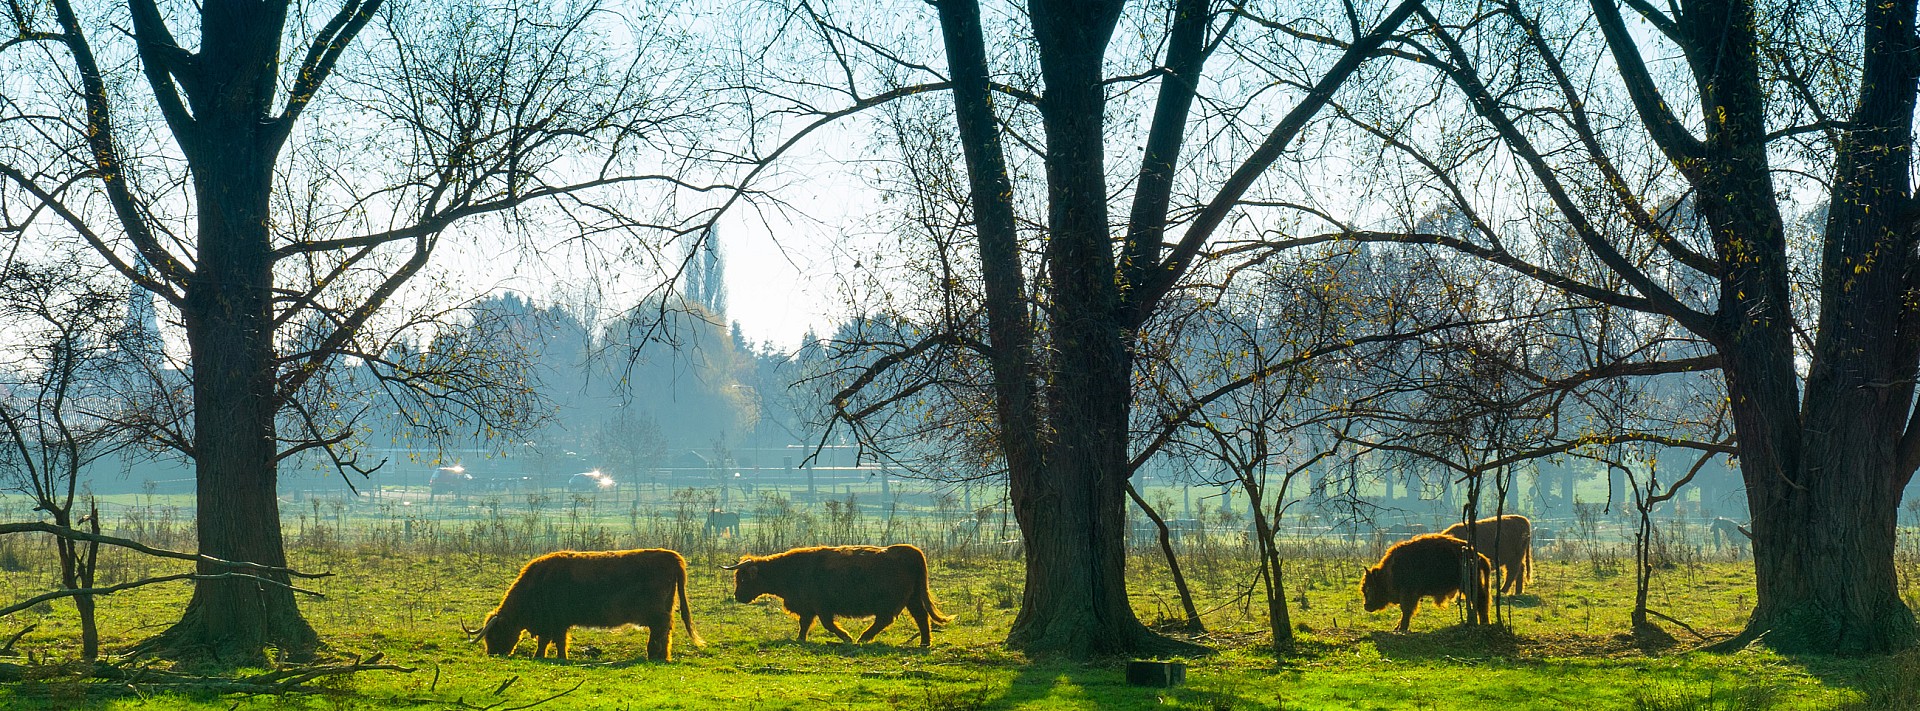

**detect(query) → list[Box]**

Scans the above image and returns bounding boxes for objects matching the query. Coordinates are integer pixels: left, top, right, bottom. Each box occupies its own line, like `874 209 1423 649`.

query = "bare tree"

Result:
729 0 1428 656
1 0 717 661
0 257 147 660
1254 0 1919 652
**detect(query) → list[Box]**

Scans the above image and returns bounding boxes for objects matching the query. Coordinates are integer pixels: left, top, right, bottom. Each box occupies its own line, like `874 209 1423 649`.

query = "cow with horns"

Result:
466 548 700 661
723 544 950 646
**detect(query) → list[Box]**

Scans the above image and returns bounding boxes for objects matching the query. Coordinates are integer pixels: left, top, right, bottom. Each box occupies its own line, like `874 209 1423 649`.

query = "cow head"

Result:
476 613 521 656
1360 567 1391 612
721 558 764 603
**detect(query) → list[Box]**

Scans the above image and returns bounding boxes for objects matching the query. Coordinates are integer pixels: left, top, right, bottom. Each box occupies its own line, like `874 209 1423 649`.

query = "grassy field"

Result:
0 493 1914 709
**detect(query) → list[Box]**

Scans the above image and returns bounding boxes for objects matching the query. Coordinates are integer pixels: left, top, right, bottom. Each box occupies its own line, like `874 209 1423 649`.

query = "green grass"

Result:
0 513 1912 709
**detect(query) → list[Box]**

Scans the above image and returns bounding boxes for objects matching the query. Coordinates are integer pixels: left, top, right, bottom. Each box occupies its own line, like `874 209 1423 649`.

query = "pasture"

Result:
0 488 1913 710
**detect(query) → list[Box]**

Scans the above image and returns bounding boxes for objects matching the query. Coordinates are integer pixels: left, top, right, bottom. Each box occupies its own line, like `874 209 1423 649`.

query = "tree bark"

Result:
1001 0 1191 658
133 7 319 662
934 0 1198 658
1709 0 1919 654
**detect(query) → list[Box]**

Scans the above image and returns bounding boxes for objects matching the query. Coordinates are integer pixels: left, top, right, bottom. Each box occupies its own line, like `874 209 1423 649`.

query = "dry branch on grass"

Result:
0 522 331 578
0 653 412 696
0 572 326 619
414 679 586 711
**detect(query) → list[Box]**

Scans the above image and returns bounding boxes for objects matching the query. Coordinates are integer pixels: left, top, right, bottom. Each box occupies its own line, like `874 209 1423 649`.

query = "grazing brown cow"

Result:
471 548 700 661
1361 534 1492 632
723 544 950 646
1442 514 1533 595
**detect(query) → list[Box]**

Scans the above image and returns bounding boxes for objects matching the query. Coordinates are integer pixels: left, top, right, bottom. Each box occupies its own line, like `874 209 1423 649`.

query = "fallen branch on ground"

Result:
0 624 35 655
0 653 412 695
1645 609 1730 642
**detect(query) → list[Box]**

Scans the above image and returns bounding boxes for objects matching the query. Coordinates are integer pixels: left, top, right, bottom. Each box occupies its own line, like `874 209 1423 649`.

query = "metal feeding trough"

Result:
1125 660 1187 687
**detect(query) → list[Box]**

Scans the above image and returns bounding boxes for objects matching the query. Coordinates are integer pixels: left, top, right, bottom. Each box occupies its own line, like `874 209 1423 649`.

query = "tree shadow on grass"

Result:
0 681 121 711
1501 593 1545 608
1367 624 1522 660
1765 647 1920 710
751 637 935 657
987 658 1256 710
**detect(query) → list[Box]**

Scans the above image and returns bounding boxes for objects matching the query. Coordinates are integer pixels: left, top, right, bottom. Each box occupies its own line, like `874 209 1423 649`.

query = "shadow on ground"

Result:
1368 623 1523 660
1776 647 1920 711
983 657 1256 710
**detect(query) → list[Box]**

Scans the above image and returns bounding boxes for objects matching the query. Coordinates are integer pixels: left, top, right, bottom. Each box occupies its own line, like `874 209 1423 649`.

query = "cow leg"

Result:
647 616 672 661
908 601 932 647
858 611 898 644
533 636 550 658
554 632 569 660
818 616 855 643
798 614 815 642
1396 600 1415 632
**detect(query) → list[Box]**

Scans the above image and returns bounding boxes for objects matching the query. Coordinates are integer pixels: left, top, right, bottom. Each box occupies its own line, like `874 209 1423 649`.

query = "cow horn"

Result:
718 562 743 570
464 614 495 642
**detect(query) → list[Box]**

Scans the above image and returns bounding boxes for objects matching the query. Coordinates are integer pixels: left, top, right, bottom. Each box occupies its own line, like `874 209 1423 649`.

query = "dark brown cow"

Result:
471 548 700 661
1361 533 1492 632
1441 514 1532 594
723 544 950 646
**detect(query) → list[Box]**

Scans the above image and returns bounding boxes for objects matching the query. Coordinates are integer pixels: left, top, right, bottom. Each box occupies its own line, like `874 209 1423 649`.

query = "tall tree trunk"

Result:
1735 389 1917 653
140 25 319 655
935 0 1413 658
1706 0 1920 655
1003 0 1188 657
935 0 1194 659
144 182 318 661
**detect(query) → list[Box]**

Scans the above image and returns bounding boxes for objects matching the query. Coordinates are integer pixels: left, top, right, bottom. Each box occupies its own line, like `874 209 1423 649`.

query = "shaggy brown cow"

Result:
724 544 950 646
1441 514 1532 595
1361 534 1492 632
472 548 700 661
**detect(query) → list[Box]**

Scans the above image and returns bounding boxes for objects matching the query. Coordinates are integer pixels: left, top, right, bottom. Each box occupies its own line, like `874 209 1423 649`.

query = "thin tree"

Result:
0 258 145 660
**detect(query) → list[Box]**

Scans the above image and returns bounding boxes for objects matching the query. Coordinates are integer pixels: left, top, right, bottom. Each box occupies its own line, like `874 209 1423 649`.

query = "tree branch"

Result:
0 522 330 578
1132 0 1426 325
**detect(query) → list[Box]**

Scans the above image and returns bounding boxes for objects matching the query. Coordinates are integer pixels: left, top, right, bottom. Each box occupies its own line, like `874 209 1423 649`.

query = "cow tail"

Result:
910 547 952 625
677 562 703 647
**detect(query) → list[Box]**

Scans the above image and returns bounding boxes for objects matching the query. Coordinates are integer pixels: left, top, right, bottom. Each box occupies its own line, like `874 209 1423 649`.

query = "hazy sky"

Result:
706 133 889 352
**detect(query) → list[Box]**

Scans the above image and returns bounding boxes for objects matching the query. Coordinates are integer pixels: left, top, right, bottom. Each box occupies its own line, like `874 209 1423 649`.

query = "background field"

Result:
0 486 1914 710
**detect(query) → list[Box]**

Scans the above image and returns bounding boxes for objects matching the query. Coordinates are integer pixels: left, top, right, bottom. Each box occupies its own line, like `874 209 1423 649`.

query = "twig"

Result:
494 680 585 711
0 521 330 578
0 657 412 694
492 674 519 696
1645 609 1723 642
0 572 325 618
0 624 36 655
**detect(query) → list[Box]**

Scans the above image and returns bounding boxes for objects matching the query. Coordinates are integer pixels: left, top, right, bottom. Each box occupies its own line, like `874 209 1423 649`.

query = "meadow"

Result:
0 487 1914 710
